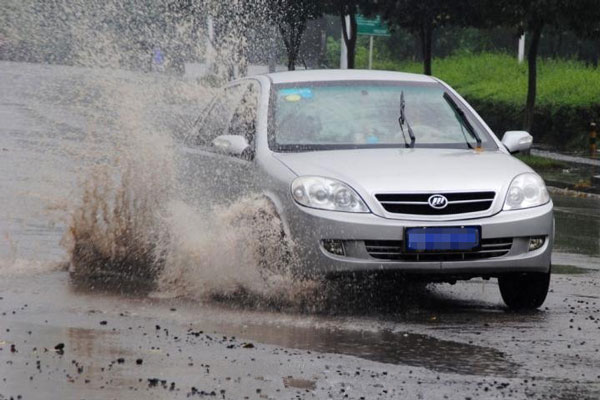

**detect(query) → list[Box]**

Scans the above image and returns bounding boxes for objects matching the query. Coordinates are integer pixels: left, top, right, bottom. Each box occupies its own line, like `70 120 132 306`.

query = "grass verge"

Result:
365 52 600 150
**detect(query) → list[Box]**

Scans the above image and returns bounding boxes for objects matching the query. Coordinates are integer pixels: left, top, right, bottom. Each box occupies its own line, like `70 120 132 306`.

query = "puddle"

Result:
60 277 520 377
552 193 600 258
202 321 519 377
552 264 595 275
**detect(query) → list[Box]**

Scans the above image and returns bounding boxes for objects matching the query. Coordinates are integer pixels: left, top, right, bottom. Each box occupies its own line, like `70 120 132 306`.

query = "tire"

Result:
228 196 294 279
498 269 551 310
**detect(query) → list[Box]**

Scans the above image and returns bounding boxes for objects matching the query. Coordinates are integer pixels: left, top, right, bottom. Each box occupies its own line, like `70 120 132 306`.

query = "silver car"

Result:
181 70 553 310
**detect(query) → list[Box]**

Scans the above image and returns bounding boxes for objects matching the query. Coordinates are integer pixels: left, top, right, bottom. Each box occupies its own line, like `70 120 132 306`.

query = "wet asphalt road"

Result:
1 61 600 399
1 268 600 399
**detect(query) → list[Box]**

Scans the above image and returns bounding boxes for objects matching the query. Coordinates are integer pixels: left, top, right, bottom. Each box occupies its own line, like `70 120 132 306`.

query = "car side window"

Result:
226 81 259 156
192 85 244 147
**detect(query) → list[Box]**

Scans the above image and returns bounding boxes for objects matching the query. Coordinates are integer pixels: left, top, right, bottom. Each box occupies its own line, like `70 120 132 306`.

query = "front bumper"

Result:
285 201 553 277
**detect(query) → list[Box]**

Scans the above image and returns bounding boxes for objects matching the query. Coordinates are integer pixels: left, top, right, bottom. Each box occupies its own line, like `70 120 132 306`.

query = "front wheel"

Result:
498 269 551 310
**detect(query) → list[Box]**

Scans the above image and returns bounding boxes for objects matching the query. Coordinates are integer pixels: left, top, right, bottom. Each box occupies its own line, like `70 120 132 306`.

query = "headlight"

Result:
291 176 370 213
503 173 550 210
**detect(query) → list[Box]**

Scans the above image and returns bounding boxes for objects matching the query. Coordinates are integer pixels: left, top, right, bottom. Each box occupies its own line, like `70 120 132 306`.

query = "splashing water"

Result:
0 0 332 309
0 59 417 312
52 73 324 307
154 196 326 306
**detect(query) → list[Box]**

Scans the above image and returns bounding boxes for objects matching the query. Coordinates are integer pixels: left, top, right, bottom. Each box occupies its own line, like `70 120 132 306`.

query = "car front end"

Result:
262 70 553 308
273 148 553 280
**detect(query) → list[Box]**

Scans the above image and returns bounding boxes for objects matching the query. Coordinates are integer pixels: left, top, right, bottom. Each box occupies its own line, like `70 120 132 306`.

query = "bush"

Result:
373 53 600 151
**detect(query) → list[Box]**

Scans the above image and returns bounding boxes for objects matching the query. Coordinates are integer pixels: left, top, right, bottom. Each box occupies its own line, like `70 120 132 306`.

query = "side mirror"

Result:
212 135 250 157
501 131 533 154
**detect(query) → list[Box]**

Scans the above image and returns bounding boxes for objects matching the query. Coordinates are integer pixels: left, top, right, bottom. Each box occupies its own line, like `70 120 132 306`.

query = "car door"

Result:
217 80 261 202
177 81 259 208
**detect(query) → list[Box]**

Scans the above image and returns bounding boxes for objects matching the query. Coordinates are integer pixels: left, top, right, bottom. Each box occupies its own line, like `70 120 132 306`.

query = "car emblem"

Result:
428 194 448 209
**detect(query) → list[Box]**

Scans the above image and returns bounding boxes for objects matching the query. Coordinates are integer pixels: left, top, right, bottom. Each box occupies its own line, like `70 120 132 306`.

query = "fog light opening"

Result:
528 236 545 251
322 240 345 256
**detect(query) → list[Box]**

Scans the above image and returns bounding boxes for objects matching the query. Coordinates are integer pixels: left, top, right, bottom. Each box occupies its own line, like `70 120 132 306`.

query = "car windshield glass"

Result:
270 81 497 151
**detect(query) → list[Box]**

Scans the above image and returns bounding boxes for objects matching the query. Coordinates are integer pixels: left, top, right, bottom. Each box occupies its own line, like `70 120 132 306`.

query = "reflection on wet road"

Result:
2 271 600 399
553 193 600 258
210 321 518 376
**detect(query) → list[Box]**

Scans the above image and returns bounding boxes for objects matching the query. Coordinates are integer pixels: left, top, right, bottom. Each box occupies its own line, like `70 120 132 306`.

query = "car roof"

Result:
262 69 437 84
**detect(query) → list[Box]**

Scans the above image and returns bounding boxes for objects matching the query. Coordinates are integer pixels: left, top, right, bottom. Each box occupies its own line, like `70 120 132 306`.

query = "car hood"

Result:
273 148 533 216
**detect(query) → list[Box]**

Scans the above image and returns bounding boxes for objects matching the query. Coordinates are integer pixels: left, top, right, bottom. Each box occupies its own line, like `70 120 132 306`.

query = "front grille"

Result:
364 238 513 262
376 192 496 215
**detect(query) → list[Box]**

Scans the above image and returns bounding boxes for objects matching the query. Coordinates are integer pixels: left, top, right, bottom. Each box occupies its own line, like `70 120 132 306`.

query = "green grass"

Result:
515 154 569 170
368 52 600 109
325 43 600 149
357 52 600 150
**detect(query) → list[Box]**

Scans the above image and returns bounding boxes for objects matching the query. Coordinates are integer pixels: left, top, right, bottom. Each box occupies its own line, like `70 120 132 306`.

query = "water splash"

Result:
59 77 173 281
47 70 324 308
1 0 328 308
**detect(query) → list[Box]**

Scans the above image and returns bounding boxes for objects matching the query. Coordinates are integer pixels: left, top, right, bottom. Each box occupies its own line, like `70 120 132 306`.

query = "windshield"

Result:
270 81 497 152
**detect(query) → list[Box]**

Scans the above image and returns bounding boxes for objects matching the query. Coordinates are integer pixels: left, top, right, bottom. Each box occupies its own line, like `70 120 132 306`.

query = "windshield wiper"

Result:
443 92 482 149
399 91 416 148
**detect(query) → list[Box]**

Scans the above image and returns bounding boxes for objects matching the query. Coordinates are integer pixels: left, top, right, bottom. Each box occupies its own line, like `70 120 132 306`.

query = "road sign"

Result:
356 15 390 37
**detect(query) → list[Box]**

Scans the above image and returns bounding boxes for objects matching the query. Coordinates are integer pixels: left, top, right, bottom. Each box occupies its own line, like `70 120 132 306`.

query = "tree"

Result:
170 0 266 80
364 0 462 75
167 0 208 68
479 0 600 132
324 0 363 69
488 1 561 132
267 0 322 70
562 0 600 64
205 1 256 79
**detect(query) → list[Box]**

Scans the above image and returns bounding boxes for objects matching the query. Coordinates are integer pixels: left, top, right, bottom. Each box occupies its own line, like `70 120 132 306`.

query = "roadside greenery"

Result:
380 53 600 108
515 154 568 170
341 51 600 150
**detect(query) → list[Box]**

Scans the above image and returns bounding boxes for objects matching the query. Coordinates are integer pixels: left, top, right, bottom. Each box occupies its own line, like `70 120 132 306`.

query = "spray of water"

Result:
47 66 326 310
67 99 329 309
0 0 337 310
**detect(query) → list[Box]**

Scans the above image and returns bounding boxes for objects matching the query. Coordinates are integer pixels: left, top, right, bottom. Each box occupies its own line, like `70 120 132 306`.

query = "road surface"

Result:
1 61 599 399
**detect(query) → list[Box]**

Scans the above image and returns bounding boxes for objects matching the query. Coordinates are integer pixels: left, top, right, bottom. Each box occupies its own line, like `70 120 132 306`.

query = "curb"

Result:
532 149 600 167
547 185 600 199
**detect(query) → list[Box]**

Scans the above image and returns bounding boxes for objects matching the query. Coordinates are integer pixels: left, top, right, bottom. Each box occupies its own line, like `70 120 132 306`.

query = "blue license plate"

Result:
405 227 480 252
